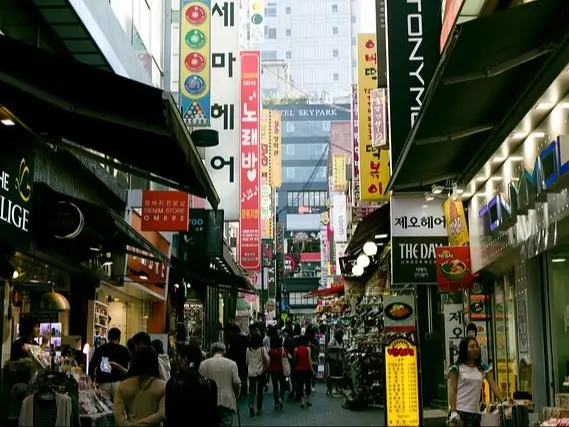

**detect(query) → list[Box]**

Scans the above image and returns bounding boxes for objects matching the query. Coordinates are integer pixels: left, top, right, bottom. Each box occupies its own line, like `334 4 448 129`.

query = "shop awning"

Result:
34 184 170 266
0 35 219 208
387 0 569 192
304 285 344 299
345 203 390 255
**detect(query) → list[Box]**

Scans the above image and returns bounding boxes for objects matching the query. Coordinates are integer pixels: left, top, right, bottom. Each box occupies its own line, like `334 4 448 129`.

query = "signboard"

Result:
0 145 34 250
261 239 273 268
205 0 240 219
391 195 448 284
332 194 347 243
350 85 360 204
383 295 416 333
357 34 390 201
435 246 472 292
444 304 464 367
332 154 347 192
385 338 420 426
141 190 189 232
270 110 282 188
284 254 296 275
274 104 351 121
179 0 211 126
248 0 264 43
442 196 469 246
238 51 261 271
370 88 388 148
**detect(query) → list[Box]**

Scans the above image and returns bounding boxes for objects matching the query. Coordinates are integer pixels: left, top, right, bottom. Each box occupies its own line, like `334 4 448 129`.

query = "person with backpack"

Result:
448 337 503 427
200 342 241 427
165 343 217 427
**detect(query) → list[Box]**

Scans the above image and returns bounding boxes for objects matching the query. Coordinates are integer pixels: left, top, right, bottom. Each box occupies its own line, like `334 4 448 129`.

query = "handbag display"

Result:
281 348 291 377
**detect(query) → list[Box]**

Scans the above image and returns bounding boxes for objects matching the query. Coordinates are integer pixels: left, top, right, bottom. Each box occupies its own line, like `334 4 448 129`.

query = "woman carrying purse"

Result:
113 346 166 426
246 333 270 417
268 336 291 409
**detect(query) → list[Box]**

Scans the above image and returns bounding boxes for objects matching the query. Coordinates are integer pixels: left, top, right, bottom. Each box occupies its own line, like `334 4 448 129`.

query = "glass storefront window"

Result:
493 274 517 398
547 248 569 392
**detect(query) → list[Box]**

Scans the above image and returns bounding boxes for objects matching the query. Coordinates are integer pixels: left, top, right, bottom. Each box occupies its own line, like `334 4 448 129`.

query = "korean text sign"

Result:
370 88 388 148
435 246 472 292
356 34 390 201
442 196 470 246
141 190 189 232
385 338 420 426
238 51 261 271
179 0 211 126
205 0 240 220
351 84 360 203
270 110 282 188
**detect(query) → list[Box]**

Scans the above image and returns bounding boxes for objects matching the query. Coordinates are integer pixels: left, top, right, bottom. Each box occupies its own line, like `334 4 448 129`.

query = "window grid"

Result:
285 6 291 14
286 51 292 59
333 73 339 81
287 191 328 208
332 4 338 12
266 6 276 17
333 49 338 57
332 27 338 35
286 144 294 155
286 28 291 36
289 292 318 306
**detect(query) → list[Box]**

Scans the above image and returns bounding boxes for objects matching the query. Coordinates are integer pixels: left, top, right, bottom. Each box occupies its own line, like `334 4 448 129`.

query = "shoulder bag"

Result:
281 348 291 377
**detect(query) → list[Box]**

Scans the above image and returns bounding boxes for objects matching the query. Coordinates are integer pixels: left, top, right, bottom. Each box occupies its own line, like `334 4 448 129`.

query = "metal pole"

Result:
261 267 266 322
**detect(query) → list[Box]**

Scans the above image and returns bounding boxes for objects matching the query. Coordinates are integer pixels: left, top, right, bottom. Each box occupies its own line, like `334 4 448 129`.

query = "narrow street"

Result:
236 384 385 426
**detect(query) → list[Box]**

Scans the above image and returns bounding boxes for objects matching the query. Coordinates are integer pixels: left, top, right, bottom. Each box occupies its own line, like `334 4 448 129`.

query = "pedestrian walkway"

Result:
235 384 385 426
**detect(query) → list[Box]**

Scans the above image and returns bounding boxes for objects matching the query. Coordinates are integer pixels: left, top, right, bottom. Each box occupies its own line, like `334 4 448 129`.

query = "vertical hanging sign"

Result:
357 33 390 202
238 51 261 272
270 111 282 189
205 0 240 219
351 84 360 205
179 0 212 126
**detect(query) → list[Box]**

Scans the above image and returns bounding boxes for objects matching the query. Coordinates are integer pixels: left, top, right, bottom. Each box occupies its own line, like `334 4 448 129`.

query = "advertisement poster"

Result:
516 289 530 357
383 295 416 333
385 338 420 426
270 110 282 188
442 196 470 246
141 191 189 232
351 84 360 204
356 34 390 201
370 88 388 148
179 0 211 126
238 51 261 271
435 246 472 291
332 154 347 192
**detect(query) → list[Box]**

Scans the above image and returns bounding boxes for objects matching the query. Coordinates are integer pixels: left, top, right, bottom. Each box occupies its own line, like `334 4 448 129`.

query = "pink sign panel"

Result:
351 84 360 205
238 51 262 271
370 88 388 148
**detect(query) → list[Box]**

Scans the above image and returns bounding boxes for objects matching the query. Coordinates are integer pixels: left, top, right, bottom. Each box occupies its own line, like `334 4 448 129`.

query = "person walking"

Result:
227 325 248 398
88 327 131 401
448 337 503 427
306 327 320 390
165 343 218 427
246 333 270 416
151 339 171 382
268 336 291 409
200 342 241 427
294 334 314 408
113 346 166 426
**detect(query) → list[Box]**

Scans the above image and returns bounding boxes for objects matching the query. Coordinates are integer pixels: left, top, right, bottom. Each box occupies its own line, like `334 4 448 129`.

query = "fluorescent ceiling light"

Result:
536 102 553 111
560 102 569 109
422 204 429 208
509 156 524 161
475 176 487 182
552 258 566 263
491 177 502 181
529 131 545 138
492 157 505 163
425 195 435 201
375 234 388 239
456 189 464 194
511 132 527 140
462 192 473 198
1 119 14 126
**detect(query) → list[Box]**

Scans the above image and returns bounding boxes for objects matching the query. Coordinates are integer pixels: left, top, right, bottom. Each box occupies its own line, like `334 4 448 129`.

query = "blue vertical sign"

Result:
179 0 212 126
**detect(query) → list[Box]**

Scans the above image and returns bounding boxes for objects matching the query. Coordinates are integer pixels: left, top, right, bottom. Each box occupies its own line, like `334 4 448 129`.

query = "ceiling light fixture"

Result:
363 241 378 256
462 192 473 198
475 176 487 182
425 193 435 201
529 131 546 138
560 102 569 109
352 264 364 277
492 157 505 163
491 177 503 181
509 156 524 161
356 254 370 268
536 102 553 111
511 132 527 140
552 258 566 263
375 234 388 239
432 184 444 194
1 119 14 126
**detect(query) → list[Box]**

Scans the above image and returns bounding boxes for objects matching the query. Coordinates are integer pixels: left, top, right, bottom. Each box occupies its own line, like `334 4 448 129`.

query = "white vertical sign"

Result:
320 227 328 288
332 194 347 243
206 0 241 220
248 0 264 43
444 304 464 367
335 242 347 275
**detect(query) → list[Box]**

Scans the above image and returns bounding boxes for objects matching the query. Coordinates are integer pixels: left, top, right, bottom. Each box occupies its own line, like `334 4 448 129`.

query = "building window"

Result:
332 4 338 12
333 49 338 57
333 73 339 81
286 122 295 133
266 3 277 16
286 28 291 36
352 36 356 45
266 27 277 39
261 50 278 61
286 167 295 178
332 27 338 35
285 6 291 14
322 121 331 131
286 51 292 59
351 14 356 23
287 191 328 208
286 144 295 155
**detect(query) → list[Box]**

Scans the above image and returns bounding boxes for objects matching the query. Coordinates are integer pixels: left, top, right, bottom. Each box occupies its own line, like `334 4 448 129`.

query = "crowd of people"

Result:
79 319 333 427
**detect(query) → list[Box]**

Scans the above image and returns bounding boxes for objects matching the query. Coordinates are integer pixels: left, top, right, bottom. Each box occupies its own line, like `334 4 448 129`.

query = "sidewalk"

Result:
235 383 385 426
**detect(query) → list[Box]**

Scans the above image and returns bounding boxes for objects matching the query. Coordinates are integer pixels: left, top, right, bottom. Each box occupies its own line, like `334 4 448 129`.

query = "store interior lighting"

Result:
424 193 435 201
356 254 370 268
352 263 364 277
363 241 378 256
552 258 566 263
1 119 14 126
431 184 444 195
375 233 388 239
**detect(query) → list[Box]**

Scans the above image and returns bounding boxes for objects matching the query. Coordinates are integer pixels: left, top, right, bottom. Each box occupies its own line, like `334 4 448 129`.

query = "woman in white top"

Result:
246 333 270 417
448 337 503 427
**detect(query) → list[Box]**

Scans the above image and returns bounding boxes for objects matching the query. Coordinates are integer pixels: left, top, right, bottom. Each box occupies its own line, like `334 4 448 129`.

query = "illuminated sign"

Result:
479 135 569 235
385 338 420 426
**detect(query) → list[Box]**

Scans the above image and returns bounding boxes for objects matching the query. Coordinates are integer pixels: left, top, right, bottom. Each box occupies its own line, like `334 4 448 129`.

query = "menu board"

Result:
385 338 420 427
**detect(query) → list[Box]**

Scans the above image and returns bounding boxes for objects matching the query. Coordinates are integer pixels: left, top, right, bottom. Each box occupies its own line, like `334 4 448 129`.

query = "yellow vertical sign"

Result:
442 196 470 246
332 154 347 192
270 110 282 188
357 33 390 202
261 109 272 239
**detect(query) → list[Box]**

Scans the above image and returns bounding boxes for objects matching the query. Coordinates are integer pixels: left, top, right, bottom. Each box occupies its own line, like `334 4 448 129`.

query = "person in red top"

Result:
294 335 314 408
268 337 291 409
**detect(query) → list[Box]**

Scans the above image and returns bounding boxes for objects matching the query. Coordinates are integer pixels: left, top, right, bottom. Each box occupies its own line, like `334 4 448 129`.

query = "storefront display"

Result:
87 300 109 347
184 300 204 344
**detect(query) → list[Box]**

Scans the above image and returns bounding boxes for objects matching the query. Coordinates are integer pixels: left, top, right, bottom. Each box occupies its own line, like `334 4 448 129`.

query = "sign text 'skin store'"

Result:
479 135 569 235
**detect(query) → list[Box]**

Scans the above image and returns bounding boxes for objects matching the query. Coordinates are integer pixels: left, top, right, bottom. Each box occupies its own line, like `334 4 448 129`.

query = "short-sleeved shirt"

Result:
449 363 492 413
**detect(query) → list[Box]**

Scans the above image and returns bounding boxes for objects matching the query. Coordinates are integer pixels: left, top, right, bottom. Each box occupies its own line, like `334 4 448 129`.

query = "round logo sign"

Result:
185 5 207 25
250 13 263 25
185 30 206 49
184 52 206 72
184 75 206 96
50 201 85 240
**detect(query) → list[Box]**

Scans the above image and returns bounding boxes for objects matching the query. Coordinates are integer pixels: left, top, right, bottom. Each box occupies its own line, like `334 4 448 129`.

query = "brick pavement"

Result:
235 384 385 426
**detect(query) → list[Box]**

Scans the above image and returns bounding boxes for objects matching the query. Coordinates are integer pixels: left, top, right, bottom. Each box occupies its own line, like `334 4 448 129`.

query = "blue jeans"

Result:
248 375 265 410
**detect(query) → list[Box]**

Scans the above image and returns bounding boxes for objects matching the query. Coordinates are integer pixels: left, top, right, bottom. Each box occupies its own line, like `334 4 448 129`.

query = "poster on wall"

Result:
516 289 530 359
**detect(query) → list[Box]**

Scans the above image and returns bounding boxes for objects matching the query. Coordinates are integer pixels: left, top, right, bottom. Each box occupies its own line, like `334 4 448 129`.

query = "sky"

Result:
360 1 376 33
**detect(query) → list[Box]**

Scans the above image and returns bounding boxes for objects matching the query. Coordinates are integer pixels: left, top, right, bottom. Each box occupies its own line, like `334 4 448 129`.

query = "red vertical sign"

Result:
239 51 261 271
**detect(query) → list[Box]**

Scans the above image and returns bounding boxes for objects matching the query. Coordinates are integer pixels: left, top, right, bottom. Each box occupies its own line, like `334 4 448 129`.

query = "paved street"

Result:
235 384 385 426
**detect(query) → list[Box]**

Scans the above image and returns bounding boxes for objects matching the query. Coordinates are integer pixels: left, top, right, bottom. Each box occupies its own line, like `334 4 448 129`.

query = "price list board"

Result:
385 338 420 426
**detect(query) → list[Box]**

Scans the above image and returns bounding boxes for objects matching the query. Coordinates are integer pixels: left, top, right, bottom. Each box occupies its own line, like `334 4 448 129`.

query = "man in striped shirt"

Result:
200 342 241 427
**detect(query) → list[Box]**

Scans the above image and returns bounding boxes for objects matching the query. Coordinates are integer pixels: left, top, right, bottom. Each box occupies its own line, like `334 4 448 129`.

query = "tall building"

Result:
272 103 351 314
247 0 357 100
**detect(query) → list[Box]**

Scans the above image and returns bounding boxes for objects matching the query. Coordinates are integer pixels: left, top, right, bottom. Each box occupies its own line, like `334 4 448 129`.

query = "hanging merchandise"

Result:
184 301 204 345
